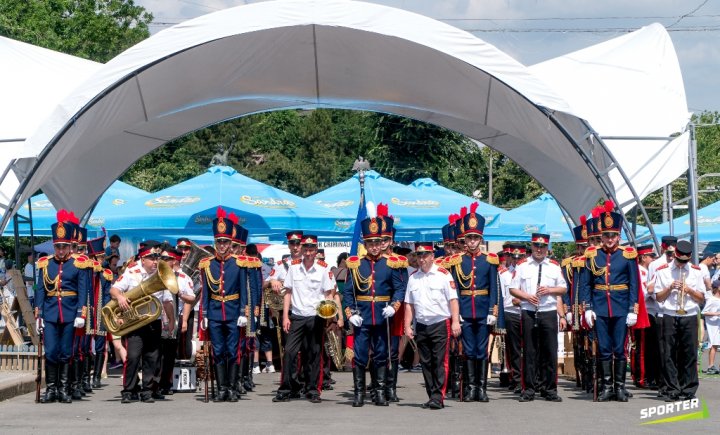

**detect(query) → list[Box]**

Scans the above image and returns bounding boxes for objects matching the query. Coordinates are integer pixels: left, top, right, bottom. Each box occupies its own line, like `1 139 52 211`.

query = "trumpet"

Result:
676 271 687 315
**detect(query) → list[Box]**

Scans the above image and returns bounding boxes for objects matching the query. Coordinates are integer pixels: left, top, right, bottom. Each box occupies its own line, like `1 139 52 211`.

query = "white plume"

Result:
366 201 377 218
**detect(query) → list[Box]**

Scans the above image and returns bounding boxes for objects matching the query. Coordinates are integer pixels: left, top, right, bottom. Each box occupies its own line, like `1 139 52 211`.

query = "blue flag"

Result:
350 190 366 255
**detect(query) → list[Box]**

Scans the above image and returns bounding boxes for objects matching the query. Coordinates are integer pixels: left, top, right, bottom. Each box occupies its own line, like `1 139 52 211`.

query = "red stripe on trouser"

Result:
317 332 325 395
236 334 243 365
346 335 354 368
440 319 451 400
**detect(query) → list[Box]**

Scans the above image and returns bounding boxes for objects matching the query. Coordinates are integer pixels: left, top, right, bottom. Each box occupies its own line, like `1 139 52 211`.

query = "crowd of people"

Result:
16 198 720 409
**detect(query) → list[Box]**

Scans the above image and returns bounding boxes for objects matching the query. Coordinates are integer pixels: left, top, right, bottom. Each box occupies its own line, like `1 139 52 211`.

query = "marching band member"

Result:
404 242 461 409
344 208 406 407
631 245 658 389
501 243 526 394
652 240 705 401
446 202 501 402
510 233 566 402
176 237 198 360
158 246 188 395
273 235 336 403
35 211 91 404
86 235 114 389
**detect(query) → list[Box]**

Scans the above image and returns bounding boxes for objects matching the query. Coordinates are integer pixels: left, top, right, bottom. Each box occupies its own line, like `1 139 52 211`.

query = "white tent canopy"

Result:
530 23 691 212
0 0 688 245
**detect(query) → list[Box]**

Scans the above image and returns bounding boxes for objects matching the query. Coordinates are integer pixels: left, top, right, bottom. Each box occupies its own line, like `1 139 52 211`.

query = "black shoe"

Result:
352 366 366 407
665 394 679 402
545 394 562 402
160 388 172 396
322 383 334 391
507 382 518 391
121 393 136 404
308 395 322 404
151 392 165 400
329 378 336 384
513 386 522 395
426 399 443 410
518 393 534 402
140 394 155 403
681 394 696 401
272 393 291 402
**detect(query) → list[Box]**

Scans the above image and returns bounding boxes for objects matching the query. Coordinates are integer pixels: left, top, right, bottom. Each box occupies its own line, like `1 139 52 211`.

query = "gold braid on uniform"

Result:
42 263 59 291
201 259 223 294
347 256 372 293
584 247 606 277
453 255 474 290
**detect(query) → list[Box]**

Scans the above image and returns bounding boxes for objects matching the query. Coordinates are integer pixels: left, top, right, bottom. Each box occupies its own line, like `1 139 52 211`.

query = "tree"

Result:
0 0 152 62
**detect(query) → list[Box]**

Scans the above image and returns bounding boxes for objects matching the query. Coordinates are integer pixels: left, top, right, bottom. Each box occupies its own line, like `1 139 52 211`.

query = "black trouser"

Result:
661 315 699 398
278 314 324 396
417 319 451 402
521 310 558 396
159 337 177 391
505 311 522 386
177 311 196 360
122 320 162 395
645 314 661 386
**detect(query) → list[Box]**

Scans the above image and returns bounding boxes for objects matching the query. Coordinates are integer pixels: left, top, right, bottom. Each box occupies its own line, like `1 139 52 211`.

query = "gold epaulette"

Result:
386 255 408 269
317 260 328 268
103 269 114 281
621 246 637 260
37 256 50 269
486 252 499 266
573 256 586 268
445 253 463 267
347 255 362 270
198 257 212 269
93 260 102 272
245 257 262 268
549 259 560 266
561 257 572 268
584 246 598 258
72 254 93 269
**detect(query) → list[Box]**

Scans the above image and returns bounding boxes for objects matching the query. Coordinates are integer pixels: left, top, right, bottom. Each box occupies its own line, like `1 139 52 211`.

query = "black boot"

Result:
598 360 615 402
476 359 489 402
615 359 629 402
374 365 389 406
227 363 239 402
241 355 253 392
70 360 83 400
352 366 366 407
58 363 72 403
386 360 399 402
368 360 377 402
40 362 58 403
213 361 228 402
463 359 478 402
82 356 93 393
92 353 105 389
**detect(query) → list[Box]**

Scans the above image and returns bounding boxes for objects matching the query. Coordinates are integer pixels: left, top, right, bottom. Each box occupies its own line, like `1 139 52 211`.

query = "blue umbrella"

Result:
5 180 148 237
408 178 503 227
97 166 353 242
648 200 720 242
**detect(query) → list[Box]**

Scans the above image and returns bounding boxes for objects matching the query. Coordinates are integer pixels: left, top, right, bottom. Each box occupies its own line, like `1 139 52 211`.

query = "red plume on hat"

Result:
459 206 467 218
216 207 227 219
580 215 587 225
470 201 479 214
56 209 69 223
591 207 601 219
377 203 388 217
228 212 239 225
449 214 459 224
604 200 615 213
68 211 80 224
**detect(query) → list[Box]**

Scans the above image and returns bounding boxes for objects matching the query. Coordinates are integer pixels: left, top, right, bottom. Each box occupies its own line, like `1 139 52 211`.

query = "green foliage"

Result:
0 0 152 62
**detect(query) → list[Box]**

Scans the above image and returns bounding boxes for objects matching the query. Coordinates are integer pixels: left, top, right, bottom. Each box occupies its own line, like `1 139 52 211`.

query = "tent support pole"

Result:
687 123 700 262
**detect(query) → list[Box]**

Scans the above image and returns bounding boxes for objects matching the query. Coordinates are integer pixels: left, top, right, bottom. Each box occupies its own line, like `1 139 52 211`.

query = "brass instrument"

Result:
263 288 286 312
102 260 179 336
676 270 687 315
324 325 344 370
317 299 339 319
497 335 510 387
180 241 212 284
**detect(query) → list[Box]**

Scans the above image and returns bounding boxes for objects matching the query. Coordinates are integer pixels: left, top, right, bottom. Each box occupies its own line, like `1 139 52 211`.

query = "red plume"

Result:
591 207 601 219
68 211 79 224
216 207 226 218
579 215 587 225
377 203 388 217
448 214 456 224
470 201 479 214
228 212 239 225
604 200 615 213
460 207 468 218
56 209 68 223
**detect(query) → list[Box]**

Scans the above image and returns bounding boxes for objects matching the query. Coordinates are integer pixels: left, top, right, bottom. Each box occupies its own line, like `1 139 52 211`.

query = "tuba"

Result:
180 241 213 284
324 326 344 370
102 260 179 336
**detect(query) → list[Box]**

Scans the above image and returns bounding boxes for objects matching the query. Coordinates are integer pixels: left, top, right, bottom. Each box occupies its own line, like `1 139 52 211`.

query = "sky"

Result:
134 0 720 113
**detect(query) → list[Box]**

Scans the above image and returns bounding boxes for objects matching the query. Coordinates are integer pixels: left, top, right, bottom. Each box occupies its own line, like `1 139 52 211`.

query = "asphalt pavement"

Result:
1 368 718 434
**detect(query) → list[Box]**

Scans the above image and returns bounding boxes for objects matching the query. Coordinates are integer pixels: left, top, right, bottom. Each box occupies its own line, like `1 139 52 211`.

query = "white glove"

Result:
200 317 208 331
73 317 85 329
487 314 497 326
349 314 363 327
36 317 44 332
382 306 396 319
584 310 596 328
626 312 637 327
459 315 464 323
237 316 248 327
565 312 573 324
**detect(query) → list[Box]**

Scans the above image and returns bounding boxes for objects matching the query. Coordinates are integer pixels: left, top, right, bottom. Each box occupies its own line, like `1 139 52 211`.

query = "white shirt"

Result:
114 265 172 303
23 263 35 297
702 295 720 326
639 265 659 316
284 260 336 317
500 267 519 314
648 255 671 284
700 263 712 296
405 264 457 326
653 262 704 317
175 271 195 315
510 257 566 312
266 259 292 283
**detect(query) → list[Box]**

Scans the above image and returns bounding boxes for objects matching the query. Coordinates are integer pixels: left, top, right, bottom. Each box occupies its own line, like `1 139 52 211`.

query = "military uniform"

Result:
36 211 91 404
445 205 501 402
87 235 114 389
344 217 406 407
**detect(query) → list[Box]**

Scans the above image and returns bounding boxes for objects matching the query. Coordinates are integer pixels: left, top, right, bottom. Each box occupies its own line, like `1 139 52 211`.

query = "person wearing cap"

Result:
631 244 659 389
403 242 461 409
273 234 336 404
198 208 259 402
579 201 645 402
66 224 93 399
501 243 527 394
110 239 173 404
445 202 502 402
86 235 114 389
174 238 199 361
510 233 567 402
701 280 720 375
343 207 407 407
157 245 187 396
35 210 92 404
264 230 304 295
652 240 705 401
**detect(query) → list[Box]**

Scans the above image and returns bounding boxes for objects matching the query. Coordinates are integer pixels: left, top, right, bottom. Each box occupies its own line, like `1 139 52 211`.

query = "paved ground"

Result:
1 367 718 434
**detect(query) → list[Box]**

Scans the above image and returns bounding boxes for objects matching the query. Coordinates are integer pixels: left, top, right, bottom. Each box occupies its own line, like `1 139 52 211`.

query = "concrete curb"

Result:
0 372 39 402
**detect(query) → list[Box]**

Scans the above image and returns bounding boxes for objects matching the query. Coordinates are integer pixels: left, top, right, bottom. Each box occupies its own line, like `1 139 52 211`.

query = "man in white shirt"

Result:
404 242 461 410
273 235 336 404
510 233 567 403
110 243 174 404
652 240 705 401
